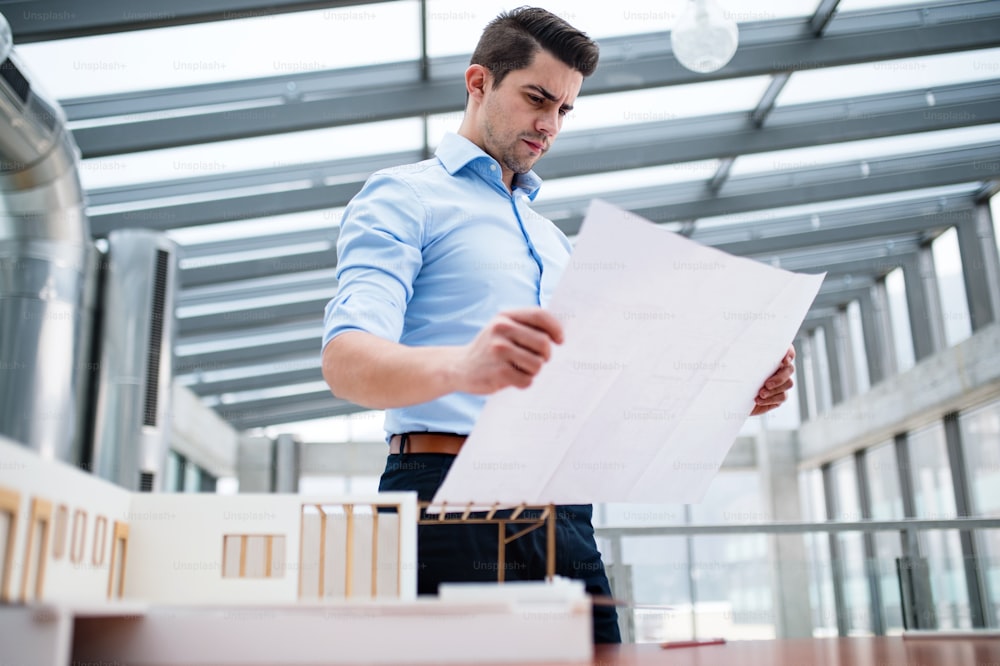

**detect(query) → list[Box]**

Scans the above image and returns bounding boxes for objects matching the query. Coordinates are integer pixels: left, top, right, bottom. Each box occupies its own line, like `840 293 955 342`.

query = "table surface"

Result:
574 637 1000 666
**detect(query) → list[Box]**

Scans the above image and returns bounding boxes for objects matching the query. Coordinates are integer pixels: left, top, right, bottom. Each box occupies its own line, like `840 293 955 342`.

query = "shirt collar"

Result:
435 132 543 201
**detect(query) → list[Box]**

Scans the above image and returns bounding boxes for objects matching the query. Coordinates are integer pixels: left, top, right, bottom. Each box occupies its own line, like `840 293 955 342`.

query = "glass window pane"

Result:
885 269 915 373
907 423 972 629
778 48 1000 106
623 535 691 643
425 1 813 58
959 400 1000 626
838 0 941 9
15 2 422 98
691 534 774 640
830 459 874 635
687 471 773 639
961 400 1000 517
864 443 905 633
533 160 720 206
800 468 836 636
730 125 1000 178
559 77 773 135
932 228 973 347
80 118 422 191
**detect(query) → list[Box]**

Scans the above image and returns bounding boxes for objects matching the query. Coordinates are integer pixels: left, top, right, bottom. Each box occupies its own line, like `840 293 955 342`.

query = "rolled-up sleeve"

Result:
322 172 426 350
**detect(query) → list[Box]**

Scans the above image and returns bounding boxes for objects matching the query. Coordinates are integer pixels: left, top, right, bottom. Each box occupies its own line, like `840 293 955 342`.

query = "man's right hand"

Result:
453 308 564 394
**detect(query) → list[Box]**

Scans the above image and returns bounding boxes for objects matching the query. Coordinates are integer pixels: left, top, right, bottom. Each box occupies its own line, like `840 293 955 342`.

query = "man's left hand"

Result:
751 345 795 416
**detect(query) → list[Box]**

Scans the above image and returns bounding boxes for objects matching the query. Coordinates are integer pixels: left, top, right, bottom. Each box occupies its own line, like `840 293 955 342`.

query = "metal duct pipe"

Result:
0 12 96 465
90 230 178 492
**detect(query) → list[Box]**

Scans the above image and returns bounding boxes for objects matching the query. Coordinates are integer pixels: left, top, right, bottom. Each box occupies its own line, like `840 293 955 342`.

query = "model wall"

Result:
0 439 418 607
0 438 133 605
125 492 417 604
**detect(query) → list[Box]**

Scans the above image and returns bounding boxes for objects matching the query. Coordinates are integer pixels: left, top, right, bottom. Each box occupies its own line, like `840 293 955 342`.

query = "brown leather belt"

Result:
389 432 466 455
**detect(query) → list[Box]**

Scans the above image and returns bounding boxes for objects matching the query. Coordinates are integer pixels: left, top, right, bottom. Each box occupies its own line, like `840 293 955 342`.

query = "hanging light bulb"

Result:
670 0 739 74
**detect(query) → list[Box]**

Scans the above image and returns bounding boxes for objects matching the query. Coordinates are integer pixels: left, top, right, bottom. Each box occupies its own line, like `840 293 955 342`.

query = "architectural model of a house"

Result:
0 436 592 665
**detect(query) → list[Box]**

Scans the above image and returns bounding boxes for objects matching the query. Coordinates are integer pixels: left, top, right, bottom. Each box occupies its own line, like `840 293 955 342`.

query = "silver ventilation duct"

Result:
90 230 178 492
0 11 96 465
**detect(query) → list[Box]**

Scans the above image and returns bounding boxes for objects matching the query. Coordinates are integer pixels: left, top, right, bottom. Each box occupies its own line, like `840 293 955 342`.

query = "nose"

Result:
535 107 560 140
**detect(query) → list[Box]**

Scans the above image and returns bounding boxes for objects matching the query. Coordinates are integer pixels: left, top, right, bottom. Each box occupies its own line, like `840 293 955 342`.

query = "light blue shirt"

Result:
323 132 573 436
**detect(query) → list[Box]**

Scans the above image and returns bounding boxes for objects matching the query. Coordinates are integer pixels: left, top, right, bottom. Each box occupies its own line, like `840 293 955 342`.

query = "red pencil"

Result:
660 638 727 649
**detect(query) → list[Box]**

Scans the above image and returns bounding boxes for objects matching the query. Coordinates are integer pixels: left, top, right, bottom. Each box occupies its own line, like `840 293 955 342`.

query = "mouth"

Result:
522 139 546 154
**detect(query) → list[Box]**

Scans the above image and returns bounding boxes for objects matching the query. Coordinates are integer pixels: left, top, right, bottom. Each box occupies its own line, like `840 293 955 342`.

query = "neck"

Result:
456 123 515 191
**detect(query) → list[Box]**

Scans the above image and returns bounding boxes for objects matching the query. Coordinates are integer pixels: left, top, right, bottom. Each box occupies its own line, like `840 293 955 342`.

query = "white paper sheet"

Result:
430 199 824 509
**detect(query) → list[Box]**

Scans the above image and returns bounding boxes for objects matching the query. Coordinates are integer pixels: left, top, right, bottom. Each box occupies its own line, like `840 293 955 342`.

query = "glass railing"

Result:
595 517 1000 643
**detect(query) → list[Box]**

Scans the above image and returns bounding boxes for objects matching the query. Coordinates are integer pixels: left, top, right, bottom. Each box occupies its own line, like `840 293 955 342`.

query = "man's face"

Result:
478 49 583 180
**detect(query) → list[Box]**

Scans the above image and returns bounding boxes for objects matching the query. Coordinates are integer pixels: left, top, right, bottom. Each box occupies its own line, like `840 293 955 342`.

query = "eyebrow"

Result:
524 84 574 113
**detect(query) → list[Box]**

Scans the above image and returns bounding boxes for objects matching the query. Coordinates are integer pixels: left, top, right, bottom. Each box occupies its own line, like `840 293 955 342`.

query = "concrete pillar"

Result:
901 250 945 361
956 208 1000 331
273 433 301 493
756 429 813 637
794 335 811 423
858 286 896 385
237 434 274 493
809 328 832 414
819 318 845 406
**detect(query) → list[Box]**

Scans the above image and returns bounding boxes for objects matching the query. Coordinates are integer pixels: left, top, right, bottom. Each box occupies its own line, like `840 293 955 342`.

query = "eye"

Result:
527 94 543 104
558 108 568 117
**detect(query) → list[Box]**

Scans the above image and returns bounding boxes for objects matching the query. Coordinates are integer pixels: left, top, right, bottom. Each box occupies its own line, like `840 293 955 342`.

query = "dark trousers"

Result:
379 452 622 644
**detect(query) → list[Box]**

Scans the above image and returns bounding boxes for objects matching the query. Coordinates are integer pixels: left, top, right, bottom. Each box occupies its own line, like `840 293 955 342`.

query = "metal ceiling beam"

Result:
169 192 977 293
176 336 321 374
183 282 899 397
90 180 363 236
699 197 977 256
184 363 323 396
88 81 1000 235
537 80 1000 180
178 226 340 260
177 296 329 335
750 73 791 128
213 390 359 428
181 247 337 287
86 150 422 209
177 270 334 306
539 143 1000 236
810 0 843 36
224 401 366 430
64 1 1000 157
779 248 918 278
812 285 877 310
6 0 397 43
176 196 975 303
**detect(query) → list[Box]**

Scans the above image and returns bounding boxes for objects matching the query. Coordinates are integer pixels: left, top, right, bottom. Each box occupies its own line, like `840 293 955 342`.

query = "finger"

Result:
764 364 794 389
750 403 779 416
497 322 552 364
756 384 791 406
759 377 793 398
505 307 565 345
505 345 546 376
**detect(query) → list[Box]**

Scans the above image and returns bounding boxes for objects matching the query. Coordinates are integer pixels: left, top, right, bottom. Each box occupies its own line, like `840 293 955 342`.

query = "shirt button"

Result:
489 164 497 171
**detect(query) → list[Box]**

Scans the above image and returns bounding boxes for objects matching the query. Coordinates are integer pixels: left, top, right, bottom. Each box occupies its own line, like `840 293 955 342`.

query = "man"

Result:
322 7 795 644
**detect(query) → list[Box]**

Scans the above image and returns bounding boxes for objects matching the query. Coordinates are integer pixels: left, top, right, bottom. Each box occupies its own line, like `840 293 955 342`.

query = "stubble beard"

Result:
483 115 542 176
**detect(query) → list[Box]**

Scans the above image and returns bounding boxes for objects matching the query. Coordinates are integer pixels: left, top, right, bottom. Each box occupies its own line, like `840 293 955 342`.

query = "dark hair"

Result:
470 6 599 88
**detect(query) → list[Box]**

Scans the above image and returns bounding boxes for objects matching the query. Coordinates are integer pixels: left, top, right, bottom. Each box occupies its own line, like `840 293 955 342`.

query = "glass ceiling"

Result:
8 0 998 436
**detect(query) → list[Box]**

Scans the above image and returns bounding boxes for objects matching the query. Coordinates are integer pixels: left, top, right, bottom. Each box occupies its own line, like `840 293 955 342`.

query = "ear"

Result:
465 64 490 101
